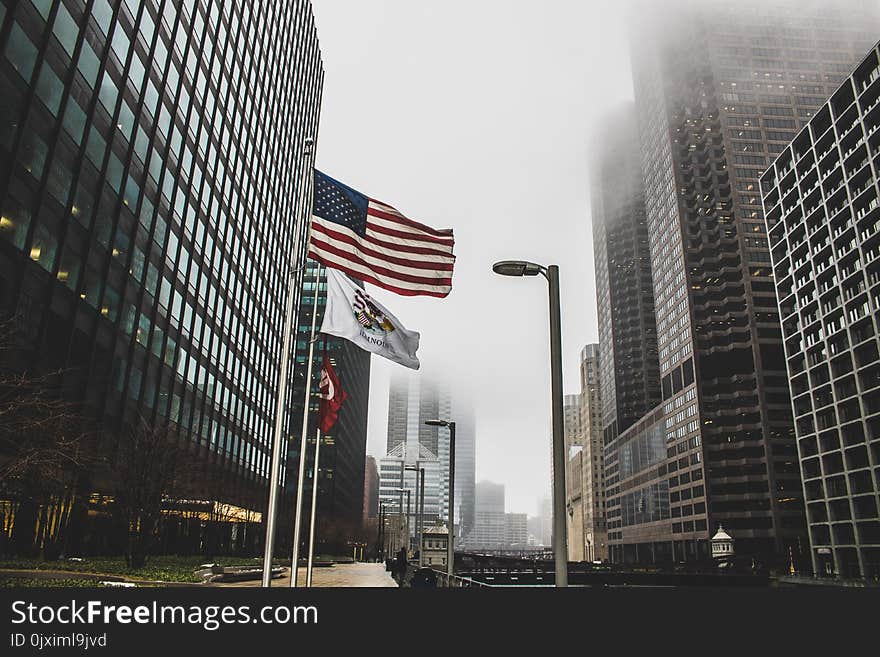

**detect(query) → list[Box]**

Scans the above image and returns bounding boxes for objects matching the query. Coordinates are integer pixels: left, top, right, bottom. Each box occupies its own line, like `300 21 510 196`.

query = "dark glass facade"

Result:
285 261 371 553
590 103 661 446
0 0 323 543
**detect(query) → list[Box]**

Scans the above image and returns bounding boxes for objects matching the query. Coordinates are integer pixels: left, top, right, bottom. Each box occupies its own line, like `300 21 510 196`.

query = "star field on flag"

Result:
308 170 455 298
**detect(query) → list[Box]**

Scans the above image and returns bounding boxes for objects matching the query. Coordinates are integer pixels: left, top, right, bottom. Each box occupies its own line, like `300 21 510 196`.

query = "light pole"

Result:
385 499 402 556
405 464 425 566
377 502 385 562
492 260 568 587
392 488 411 555
426 419 455 579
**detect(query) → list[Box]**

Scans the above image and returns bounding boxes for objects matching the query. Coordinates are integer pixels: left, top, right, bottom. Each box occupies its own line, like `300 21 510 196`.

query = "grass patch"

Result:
0 556 261 583
1 577 103 588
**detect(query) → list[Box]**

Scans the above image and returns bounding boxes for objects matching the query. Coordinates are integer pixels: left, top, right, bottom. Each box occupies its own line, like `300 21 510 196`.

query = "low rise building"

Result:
422 524 448 568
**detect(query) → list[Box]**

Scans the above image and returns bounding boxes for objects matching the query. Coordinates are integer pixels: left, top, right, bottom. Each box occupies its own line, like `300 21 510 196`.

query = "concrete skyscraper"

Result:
597 0 880 567
363 455 379 522
761 42 880 579
468 480 505 549
578 345 607 561
504 512 528 549
564 393 580 454
566 345 607 561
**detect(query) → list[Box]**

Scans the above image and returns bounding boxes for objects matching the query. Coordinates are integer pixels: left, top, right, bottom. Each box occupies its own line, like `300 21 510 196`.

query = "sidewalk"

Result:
2 562 399 588
217 562 398 588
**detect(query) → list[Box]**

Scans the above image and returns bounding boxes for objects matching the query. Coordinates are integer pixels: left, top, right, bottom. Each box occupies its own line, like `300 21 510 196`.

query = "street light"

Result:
425 419 455 579
380 499 403 557
491 260 544 277
377 501 386 562
391 488 412 556
384 499 402 555
492 259 568 587
405 464 425 566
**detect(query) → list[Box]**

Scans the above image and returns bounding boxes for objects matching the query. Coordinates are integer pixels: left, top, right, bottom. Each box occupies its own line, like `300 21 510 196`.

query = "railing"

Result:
395 560 492 587
433 570 492 588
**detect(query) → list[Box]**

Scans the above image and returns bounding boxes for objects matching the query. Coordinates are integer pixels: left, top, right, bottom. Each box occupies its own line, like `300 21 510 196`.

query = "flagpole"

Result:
306 425 322 587
306 336 330 587
261 137 313 588
289 262 322 587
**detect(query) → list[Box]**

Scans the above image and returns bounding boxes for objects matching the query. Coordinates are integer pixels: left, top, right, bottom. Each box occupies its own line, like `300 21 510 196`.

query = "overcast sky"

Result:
311 0 634 515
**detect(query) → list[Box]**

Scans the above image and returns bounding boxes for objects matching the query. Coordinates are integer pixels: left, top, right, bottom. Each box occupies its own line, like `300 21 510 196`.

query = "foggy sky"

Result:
310 1 634 514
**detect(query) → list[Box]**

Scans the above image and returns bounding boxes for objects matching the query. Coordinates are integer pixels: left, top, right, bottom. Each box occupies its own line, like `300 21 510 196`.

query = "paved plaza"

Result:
217 562 398 588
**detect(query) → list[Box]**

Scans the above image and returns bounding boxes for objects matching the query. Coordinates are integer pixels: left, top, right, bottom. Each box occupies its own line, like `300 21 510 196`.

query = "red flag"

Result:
318 354 347 433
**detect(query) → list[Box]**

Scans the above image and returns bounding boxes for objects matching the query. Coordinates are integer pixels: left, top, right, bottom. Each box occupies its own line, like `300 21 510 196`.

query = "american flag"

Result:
308 170 455 298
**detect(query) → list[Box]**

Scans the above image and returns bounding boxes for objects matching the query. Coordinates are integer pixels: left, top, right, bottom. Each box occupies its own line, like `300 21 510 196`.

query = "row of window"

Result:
0 0 322 478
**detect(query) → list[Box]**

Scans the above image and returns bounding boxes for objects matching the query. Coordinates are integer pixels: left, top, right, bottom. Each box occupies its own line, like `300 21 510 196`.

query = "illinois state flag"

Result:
318 354 347 433
320 267 421 370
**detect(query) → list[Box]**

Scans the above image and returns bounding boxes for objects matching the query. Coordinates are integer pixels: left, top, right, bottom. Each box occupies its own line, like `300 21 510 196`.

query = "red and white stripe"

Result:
308 199 455 298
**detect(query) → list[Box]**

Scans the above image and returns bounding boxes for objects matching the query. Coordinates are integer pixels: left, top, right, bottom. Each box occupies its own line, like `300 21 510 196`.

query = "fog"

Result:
309 0 634 514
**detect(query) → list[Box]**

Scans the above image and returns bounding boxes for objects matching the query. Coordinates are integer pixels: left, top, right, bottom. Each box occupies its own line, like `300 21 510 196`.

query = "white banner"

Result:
320 267 421 370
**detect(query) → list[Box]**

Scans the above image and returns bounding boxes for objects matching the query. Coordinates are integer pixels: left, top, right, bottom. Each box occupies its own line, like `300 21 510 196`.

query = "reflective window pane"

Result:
35 64 64 116
5 24 38 83
0 197 32 249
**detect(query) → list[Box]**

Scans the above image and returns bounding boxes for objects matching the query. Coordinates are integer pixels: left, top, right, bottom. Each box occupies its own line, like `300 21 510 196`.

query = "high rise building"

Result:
591 105 661 446
526 515 542 547
379 442 442 540
379 372 475 543
363 455 379 522
453 403 476 540
380 373 446 537
578 344 607 561
567 445 586 560
760 42 880 579
564 392 581 558
601 0 880 567
287 261 371 548
468 480 505 549
504 512 528 548
566 345 608 561
0 0 322 550
386 373 450 456
564 393 580 453
538 495 552 547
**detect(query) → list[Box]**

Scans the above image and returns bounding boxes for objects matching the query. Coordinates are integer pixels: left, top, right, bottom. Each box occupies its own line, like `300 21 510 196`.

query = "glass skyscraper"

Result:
0 0 323 546
591 104 661 447
285 261 371 554
379 373 475 543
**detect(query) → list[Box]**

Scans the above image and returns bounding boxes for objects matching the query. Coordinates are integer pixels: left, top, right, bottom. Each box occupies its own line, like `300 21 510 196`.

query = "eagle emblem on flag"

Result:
321 267 421 370
353 289 395 334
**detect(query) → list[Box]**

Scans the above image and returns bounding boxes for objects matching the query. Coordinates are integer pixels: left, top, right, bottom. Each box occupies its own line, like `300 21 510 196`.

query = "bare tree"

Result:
0 317 93 559
0 373 90 481
110 416 189 569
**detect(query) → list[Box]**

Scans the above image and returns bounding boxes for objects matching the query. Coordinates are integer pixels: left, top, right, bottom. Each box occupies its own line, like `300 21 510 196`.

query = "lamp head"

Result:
424 420 448 427
492 260 543 277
